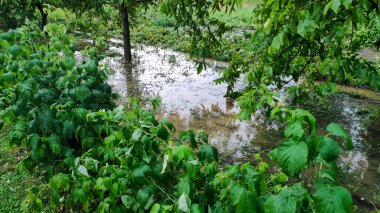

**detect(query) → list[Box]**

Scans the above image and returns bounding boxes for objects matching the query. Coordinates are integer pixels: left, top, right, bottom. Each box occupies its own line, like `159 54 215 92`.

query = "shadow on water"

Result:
102 41 380 209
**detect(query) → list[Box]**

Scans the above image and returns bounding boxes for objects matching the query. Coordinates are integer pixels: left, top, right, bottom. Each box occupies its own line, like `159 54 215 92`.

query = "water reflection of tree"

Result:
124 64 143 100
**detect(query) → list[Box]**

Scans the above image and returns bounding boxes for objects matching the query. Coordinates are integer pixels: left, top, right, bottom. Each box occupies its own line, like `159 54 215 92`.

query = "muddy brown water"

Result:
102 40 380 209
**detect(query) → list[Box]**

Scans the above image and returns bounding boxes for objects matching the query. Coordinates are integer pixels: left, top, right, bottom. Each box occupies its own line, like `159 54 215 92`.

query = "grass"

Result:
0 132 42 212
126 0 259 61
210 0 260 29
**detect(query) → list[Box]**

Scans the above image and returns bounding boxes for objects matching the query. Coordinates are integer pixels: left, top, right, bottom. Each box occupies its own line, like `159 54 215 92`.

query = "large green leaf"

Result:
178 193 191 212
326 123 347 137
326 123 352 149
229 185 257 213
313 186 352 213
137 189 150 207
332 0 342 13
264 183 308 213
230 185 245 205
77 165 89 177
319 137 340 162
237 190 256 213
284 119 304 140
132 164 152 184
269 140 308 176
342 0 352 9
270 32 284 54
297 19 316 39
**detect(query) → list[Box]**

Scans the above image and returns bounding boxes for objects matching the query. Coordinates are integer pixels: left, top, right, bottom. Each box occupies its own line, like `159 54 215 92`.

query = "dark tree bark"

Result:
35 2 47 31
120 2 132 64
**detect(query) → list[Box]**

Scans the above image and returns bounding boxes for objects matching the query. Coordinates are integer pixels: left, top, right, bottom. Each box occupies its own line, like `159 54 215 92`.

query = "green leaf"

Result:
137 189 150 206
150 203 161 213
172 145 193 163
326 123 347 138
230 185 245 205
269 140 308 176
28 134 40 151
323 1 333 15
75 85 92 102
121 195 135 208
132 128 143 142
264 183 308 213
313 186 352 213
63 120 75 139
198 144 218 162
270 32 284 54
237 190 256 213
342 0 352 9
77 165 89 177
86 60 98 73
50 173 70 191
132 164 152 183
155 124 170 140
48 134 62 155
191 204 204 213
8 45 22 57
319 137 340 162
1 72 16 81
160 119 175 133
73 188 86 202
284 119 304 140
179 131 196 148
51 8 66 20
179 193 191 212
177 177 191 195
326 123 352 150
370 72 380 90
344 137 353 150
332 0 342 13
160 154 169 174
297 19 316 39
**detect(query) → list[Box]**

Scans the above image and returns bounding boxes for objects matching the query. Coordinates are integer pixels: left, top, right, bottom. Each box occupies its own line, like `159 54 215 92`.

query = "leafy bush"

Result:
24 104 353 212
0 26 116 173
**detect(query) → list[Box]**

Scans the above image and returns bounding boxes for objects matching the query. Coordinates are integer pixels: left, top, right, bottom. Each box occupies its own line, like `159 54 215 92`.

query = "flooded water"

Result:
103 40 283 163
102 40 380 208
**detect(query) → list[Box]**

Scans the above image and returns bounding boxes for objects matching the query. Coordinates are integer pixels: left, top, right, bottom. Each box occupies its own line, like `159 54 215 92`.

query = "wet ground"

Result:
102 41 380 209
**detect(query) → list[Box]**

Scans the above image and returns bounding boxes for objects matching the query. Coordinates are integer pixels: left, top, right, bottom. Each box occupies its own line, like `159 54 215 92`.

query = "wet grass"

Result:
210 0 260 29
128 0 258 61
0 132 41 212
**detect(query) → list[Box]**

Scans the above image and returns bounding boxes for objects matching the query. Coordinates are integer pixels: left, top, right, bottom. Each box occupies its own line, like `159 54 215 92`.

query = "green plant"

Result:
21 99 354 212
0 25 116 174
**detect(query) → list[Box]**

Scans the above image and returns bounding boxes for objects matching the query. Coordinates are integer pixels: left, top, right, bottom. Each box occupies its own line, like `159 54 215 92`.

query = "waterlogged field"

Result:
104 41 380 208
1 0 380 212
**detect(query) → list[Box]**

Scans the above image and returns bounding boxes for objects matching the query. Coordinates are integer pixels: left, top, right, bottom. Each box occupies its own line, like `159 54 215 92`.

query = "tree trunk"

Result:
35 3 47 31
120 3 132 64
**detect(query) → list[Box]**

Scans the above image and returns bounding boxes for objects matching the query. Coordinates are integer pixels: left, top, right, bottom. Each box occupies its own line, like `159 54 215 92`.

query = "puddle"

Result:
103 43 281 162
101 41 380 207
